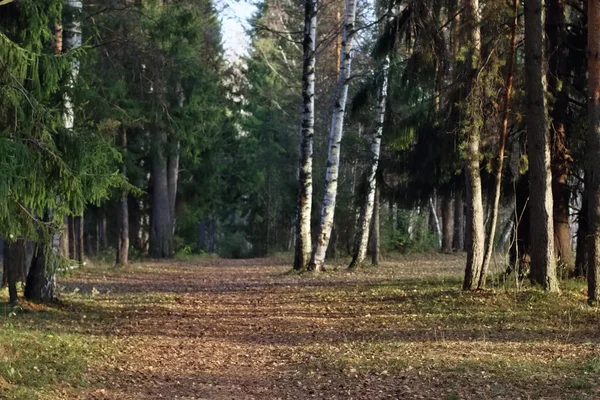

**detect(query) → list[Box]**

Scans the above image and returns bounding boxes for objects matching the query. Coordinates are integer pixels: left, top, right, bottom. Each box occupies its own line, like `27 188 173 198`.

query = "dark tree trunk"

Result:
547 0 573 270
587 0 600 302
75 214 84 263
117 196 129 265
510 176 532 276
208 216 216 253
25 235 58 303
198 219 206 252
150 131 173 258
453 186 465 251
441 191 454 253
525 0 559 291
574 191 588 278
100 208 108 250
5 239 27 304
68 216 75 259
117 130 129 266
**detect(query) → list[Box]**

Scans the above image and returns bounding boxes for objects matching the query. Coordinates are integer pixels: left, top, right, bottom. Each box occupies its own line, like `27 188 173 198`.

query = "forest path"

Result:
52 254 600 399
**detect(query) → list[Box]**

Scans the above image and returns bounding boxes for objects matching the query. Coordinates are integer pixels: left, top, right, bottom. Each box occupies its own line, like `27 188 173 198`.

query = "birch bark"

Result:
349 40 390 269
310 0 357 271
293 0 318 271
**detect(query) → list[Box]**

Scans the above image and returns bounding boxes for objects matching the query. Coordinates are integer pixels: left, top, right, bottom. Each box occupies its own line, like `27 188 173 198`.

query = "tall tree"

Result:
117 129 129 266
479 0 519 288
310 0 358 271
349 12 391 268
294 0 318 271
587 0 600 303
462 0 485 290
524 0 559 291
547 0 573 270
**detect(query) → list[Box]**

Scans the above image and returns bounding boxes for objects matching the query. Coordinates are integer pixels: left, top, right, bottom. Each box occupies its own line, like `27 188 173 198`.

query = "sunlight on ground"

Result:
0 253 598 399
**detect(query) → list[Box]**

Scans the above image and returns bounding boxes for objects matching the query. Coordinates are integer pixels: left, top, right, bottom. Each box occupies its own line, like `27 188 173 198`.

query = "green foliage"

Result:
0 0 124 248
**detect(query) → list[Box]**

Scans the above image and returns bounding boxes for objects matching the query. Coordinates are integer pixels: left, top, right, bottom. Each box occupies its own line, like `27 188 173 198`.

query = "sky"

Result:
219 0 257 61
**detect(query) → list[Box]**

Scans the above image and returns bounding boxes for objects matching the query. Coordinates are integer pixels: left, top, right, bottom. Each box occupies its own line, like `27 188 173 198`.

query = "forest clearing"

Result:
1 254 598 399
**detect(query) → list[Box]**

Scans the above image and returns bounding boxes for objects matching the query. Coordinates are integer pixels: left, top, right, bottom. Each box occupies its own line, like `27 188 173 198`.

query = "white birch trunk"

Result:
310 0 358 271
349 50 390 269
429 195 442 248
62 0 82 130
294 0 317 271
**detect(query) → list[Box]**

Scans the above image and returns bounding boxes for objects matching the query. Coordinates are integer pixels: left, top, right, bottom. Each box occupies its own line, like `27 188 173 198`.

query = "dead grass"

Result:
0 252 599 399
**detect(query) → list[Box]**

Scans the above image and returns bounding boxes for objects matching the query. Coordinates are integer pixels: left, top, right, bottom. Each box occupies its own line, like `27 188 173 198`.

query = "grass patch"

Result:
0 288 114 399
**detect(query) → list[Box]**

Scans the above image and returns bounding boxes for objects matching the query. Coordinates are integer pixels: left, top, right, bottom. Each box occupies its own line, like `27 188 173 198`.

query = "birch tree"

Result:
348 30 391 269
294 0 318 271
310 0 357 271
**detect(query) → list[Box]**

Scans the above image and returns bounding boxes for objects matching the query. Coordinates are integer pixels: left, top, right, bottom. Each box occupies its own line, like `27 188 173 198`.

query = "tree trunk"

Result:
68 216 75 259
310 0 357 271
62 0 82 130
370 186 381 266
150 131 173 258
547 0 573 270
453 186 465 251
117 129 129 266
429 194 442 248
294 0 317 271
25 231 60 303
524 0 559 291
198 219 206 252
98 207 108 251
574 189 588 278
349 45 390 269
441 191 454 253
462 0 485 291
5 239 26 304
61 216 69 258
478 0 518 288
587 0 600 302
75 214 84 263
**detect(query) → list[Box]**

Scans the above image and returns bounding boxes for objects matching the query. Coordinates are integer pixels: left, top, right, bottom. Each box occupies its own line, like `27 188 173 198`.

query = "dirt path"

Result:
54 254 599 399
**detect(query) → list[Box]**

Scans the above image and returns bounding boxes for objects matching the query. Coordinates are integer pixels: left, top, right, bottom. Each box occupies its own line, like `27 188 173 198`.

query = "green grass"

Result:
0 289 113 400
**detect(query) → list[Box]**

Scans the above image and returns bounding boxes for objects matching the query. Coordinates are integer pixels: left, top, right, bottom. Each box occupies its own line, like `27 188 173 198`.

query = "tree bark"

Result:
453 186 465 251
524 0 559 291
68 216 75 259
25 230 60 303
116 129 129 266
547 0 573 270
441 191 454 253
294 0 317 271
5 239 26 304
150 131 173 258
587 0 600 302
462 0 485 291
574 188 588 278
62 0 82 130
478 0 518 288
75 214 84 263
310 0 357 271
349 43 390 269
370 185 381 266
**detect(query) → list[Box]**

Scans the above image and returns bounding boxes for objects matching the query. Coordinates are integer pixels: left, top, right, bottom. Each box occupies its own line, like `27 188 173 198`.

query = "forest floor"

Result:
0 253 599 400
